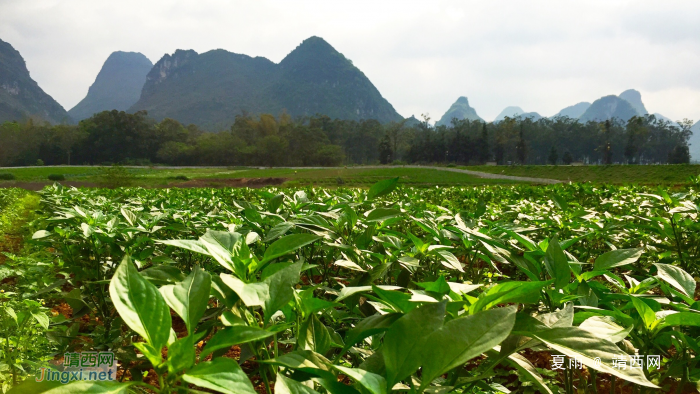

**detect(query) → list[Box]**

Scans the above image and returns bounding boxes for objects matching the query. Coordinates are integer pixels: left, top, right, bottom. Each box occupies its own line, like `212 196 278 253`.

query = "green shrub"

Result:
0 173 16 180
97 165 134 188
170 175 189 181
47 174 65 181
35 159 44 166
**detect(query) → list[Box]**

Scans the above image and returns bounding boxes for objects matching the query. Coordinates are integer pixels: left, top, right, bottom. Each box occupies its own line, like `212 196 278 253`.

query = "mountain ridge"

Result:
436 96 483 126
68 51 153 121
0 38 69 124
579 95 639 123
129 36 403 129
554 102 590 119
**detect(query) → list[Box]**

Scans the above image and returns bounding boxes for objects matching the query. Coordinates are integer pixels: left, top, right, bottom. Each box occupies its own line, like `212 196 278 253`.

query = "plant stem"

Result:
610 375 616 394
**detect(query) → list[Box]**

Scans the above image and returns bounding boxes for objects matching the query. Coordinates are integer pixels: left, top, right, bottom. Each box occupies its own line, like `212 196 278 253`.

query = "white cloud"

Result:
1 0 698 123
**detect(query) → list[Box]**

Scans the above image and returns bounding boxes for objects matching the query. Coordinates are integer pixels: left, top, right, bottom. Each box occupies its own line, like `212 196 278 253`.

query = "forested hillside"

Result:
129 37 402 129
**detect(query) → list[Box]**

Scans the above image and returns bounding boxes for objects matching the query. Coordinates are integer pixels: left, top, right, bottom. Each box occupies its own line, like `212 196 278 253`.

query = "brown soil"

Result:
173 177 286 188
0 234 23 264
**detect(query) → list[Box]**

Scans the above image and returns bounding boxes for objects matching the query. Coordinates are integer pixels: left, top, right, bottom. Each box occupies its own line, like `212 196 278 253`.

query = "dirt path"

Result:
284 165 563 184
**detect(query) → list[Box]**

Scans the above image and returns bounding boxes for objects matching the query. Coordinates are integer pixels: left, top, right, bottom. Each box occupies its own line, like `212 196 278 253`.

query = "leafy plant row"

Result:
5 179 700 393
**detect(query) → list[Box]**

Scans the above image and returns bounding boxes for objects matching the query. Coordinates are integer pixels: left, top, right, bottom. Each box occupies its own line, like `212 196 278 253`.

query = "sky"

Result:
1 0 699 123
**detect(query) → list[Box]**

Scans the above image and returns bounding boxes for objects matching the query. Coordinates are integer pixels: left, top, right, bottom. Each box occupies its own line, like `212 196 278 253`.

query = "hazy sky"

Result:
1 0 699 123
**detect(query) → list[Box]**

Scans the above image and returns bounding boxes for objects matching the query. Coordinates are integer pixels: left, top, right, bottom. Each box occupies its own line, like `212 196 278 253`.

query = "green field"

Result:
3 179 700 393
467 164 700 184
2 164 700 189
0 166 517 187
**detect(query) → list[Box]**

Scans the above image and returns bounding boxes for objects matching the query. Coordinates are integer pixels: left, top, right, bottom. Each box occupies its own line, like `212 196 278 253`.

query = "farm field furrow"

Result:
1 177 700 394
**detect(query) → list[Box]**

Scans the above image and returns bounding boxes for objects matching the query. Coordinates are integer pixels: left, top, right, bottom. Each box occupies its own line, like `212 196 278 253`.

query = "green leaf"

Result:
157 239 209 255
630 296 656 330
109 256 171 350
594 248 644 271
366 208 402 222
335 285 402 302
653 312 700 331
159 266 211 335
32 230 50 239
334 259 366 272
471 280 551 314
182 357 257 394
436 250 464 272
40 381 133 393
544 236 570 290
579 316 632 343
6 379 62 394
268 194 285 213
167 335 195 374
298 314 332 355
342 313 402 353
367 177 399 200
263 234 321 263
420 306 516 389
383 301 446 387
120 207 138 226
654 263 696 298
415 276 451 296
220 274 269 307
264 261 303 319
222 262 301 320
31 311 49 329
372 286 416 313
265 222 294 242
201 326 275 358
199 230 245 273
262 350 333 377
551 193 569 211
140 265 186 285
275 374 320 394
332 365 387 394
133 342 163 367
531 327 657 388
501 352 553 394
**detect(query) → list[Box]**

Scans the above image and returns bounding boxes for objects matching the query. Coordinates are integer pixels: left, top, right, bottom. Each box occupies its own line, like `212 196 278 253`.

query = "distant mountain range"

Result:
1 36 402 128
618 89 648 116
68 51 152 121
0 38 69 124
435 96 482 126
579 95 639 123
1 36 698 160
129 37 402 129
492 106 541 122
437 89 677 127
554 102 590 119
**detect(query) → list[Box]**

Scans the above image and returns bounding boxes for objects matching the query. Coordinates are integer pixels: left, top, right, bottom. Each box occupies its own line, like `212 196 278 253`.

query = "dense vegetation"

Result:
0 108 693 167
2 177 700 393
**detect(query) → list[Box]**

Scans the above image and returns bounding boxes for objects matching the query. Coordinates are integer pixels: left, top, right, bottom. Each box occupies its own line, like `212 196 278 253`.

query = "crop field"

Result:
2 164 700 189
0 166 517 189
467 164 700 185
2 177 700 394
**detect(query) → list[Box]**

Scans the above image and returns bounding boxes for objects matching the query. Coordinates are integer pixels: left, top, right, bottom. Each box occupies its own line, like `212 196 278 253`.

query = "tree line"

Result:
0 110 692 167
